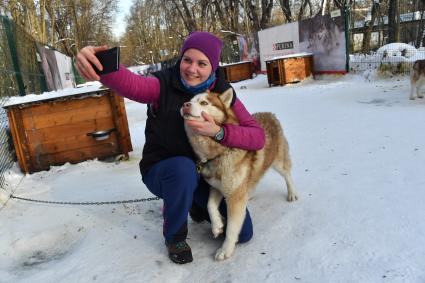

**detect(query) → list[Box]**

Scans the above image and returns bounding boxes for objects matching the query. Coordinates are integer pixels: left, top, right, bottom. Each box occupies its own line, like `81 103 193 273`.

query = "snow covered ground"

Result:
1 73 425 283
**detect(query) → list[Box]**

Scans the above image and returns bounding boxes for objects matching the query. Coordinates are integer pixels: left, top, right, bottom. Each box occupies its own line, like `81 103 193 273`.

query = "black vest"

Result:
139 63 235 175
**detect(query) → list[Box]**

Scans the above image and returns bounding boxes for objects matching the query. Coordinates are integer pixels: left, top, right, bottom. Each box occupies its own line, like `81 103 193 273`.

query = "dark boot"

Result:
165 221 193 264
166 240 193 264
189 202 210 223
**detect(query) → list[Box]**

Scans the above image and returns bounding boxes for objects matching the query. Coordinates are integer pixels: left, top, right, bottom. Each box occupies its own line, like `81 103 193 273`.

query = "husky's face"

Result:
180 88 234 125
180 92 227 124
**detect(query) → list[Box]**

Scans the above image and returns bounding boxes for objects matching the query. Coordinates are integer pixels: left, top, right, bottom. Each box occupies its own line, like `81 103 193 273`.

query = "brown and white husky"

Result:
180 88 298 261
410 59 425 100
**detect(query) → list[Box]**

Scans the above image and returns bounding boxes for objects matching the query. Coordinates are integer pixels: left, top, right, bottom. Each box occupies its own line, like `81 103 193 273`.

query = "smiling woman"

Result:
179 49 213 87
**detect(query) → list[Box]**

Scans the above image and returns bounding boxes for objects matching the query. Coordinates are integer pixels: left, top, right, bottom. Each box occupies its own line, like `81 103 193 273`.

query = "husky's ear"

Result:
219 88 234 108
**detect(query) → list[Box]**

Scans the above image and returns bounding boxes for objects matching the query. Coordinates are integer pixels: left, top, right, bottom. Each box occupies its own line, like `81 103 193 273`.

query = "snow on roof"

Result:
3 81 106 108
269 52 313 60
220 61 252 66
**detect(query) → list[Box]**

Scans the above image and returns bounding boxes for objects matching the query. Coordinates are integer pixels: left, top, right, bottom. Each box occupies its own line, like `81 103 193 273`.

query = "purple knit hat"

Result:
180 31 223 71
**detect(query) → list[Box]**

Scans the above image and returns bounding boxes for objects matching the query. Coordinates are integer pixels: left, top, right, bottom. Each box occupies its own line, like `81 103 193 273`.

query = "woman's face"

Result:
180 48 213 86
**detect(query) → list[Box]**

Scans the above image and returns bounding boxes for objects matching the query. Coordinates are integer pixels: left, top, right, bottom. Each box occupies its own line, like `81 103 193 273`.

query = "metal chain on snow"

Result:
9 194 160 206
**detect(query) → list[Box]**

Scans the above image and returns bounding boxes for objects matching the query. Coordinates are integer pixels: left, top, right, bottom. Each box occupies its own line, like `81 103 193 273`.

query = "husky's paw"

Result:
214 246 234 261
211 221 224 238
418 95 424 99
287 192 298 202
210 213 225 238
409 97 415 100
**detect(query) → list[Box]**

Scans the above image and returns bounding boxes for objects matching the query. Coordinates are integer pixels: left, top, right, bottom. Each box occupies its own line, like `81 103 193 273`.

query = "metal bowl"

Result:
87 128 116 141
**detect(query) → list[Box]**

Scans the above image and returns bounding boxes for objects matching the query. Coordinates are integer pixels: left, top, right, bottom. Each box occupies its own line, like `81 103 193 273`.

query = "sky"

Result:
112 0 133 38
1 67 425 282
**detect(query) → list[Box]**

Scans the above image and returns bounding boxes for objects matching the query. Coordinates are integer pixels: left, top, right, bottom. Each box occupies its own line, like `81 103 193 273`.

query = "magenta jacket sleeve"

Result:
220 98 265 150
99 64 160 104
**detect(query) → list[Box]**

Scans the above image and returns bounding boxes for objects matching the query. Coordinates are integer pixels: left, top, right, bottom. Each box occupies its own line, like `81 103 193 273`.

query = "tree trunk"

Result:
231 0 240 33
415 2 425 48
333 0 345 10
362 0 379 53
244 0 261 32
298 0 313 21
243 0 274 31
212 0 227 28
40 0 46 43
171 0 198 32
388 0 400 43
259 0 274 29
277 0 293 23
198 0 210 31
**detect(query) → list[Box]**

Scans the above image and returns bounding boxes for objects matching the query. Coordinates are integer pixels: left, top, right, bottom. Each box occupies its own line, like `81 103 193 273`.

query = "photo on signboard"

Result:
299 14 347 72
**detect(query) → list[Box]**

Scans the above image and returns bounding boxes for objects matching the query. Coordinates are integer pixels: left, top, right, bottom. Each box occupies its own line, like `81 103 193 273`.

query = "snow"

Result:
220 61 252 66
1 72 425 283
376 43 417 59
350 43 425 74
3 82 105 107
271 52 313 60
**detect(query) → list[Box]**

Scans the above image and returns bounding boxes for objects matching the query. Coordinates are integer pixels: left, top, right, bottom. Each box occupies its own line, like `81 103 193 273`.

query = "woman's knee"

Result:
156 157 199 200
165 157 198 187
238 209 253 243
143 156 198 197
238 225 253 243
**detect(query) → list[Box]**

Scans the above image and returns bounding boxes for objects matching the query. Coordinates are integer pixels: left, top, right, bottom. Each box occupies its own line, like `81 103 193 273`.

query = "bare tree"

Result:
415 1 425 48
1 0 118 56
333 0 345 10
260 0 274 28
361 0 379 53
318 0 329 15
170 0 199 31
121 0 182 66
297 0 313 21
244 0 274 31
225 0 241 33
388 0 400 43
277 0 293 23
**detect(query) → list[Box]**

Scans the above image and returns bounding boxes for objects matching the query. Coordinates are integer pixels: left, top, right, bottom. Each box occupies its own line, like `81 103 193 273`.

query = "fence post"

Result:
1 16 26 96
344 2 350 72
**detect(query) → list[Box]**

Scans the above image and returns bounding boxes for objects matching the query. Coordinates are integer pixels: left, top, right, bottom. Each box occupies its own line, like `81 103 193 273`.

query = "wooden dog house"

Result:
3 86 132 173
266 53 314 86
222 61 253 83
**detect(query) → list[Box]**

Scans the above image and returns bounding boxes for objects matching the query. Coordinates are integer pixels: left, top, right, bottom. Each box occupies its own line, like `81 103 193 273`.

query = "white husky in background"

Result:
180 89 298 261
410 59 425 100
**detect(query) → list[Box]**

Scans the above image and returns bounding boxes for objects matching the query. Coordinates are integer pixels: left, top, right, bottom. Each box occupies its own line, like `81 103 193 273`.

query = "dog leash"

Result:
9 194 160 206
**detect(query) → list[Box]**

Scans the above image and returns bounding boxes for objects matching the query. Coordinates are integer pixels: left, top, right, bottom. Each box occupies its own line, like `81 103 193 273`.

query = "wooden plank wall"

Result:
283 57 313 83
6 90 133 173
109 92 133 158
266 55 313 86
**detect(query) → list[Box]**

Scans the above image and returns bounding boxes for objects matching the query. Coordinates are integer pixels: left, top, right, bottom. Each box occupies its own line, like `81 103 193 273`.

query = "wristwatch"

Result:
214 127 225 142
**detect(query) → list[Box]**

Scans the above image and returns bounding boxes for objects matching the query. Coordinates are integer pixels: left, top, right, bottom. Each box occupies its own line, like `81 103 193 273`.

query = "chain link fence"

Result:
0 15 48 189
348 0 425 75
0 97 15 189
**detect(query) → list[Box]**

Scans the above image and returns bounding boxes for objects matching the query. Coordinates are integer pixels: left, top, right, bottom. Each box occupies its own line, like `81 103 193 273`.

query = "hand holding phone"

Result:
91 47 120 75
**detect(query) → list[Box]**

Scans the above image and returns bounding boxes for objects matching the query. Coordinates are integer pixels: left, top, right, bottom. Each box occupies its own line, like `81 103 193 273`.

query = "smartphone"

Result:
91 47 120 75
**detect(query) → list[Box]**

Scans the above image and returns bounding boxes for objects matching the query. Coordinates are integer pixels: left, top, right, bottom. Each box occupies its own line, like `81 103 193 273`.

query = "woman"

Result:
75 31 265 264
